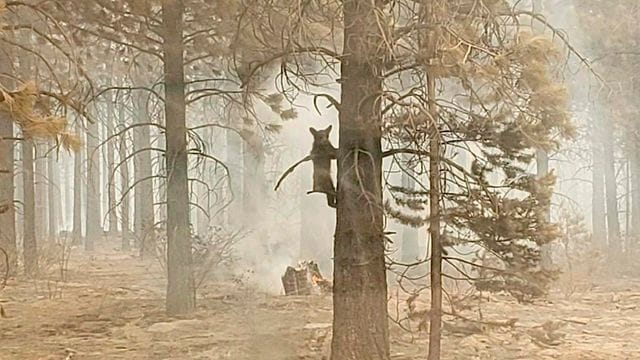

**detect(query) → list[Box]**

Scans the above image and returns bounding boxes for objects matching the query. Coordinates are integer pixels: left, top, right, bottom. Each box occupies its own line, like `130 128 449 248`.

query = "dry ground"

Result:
1 238 639 359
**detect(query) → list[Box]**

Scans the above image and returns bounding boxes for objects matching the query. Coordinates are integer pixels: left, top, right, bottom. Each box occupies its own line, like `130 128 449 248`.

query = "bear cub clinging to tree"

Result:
309 125 337 208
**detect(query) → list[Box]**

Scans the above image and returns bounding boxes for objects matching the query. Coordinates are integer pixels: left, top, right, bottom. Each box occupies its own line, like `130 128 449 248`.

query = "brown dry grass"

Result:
1 237 639 359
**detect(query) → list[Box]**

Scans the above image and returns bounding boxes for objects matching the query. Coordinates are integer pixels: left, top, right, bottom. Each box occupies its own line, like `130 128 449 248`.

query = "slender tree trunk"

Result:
72 124 84 245
156 129 167 226
195 105 211 237
163 0 195 315
22 139 38 276
133 91 155 254
400 154 420 262
331 0 390 357
64 154 72 231
47 144 59 238
537 149 554 269
426 33 442 360
107 94 118 235
625 159 631 248
85 118 101 250
195 179 208 237
603 122 621 258
34 144 48 240
592 130 607 250
631 150 640 251
0 54 18 265
119 115 131 251
0 107 16 271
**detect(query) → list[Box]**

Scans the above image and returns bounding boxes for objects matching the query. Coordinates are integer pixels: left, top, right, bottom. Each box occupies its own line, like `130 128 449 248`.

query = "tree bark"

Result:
537 149 554 269
133 91 155 254
603 122 621 258
631 150 640 250
22 139 38 276
163 0 195 315
592 130 607 250
331 0 390 357
0 113 16 271
72 123 84 245
119 104 131 251
85 118 101 250
107 94 118 235
426 29 442 360
34 144 48 240
47 143 59 238
400 154 420 263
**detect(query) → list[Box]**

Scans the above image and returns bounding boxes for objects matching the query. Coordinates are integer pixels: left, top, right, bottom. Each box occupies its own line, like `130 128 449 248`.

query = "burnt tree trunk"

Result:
22 139 38 276
163 0 195 315
331 0 390 357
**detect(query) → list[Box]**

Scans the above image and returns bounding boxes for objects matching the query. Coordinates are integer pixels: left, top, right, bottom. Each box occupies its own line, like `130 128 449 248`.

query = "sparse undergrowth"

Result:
1 238 639 359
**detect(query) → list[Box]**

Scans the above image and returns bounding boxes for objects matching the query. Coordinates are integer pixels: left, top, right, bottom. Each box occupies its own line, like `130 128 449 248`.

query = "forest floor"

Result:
1 238 640 360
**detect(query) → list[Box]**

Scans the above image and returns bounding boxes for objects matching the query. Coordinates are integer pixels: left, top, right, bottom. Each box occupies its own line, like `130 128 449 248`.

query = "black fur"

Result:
309 125 337 208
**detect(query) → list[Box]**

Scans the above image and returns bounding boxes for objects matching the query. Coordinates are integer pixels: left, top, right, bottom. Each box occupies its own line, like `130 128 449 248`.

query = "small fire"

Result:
312 273 322 285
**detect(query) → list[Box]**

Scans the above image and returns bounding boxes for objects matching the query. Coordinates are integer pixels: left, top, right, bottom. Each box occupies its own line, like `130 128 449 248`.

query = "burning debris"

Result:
282 261 332 296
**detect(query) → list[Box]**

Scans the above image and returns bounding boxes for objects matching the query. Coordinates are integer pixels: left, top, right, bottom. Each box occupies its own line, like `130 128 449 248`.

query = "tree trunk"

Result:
34 144 48 240
119 104 131 251
72 124 84 245
400 154 420 263
603 123 621 258
107 94 118 235
195 176 208 237
85 118 101 251
154 123 167 226
47 144 59 238
0 53 16 272
592 132 606 250
331 0 390 357
631 150 640 251
22 139 38 276
163 0 195 315
133 91 155 255
64 154 72 231
0 109 16 271
426 34 442 360
537 149 553 269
